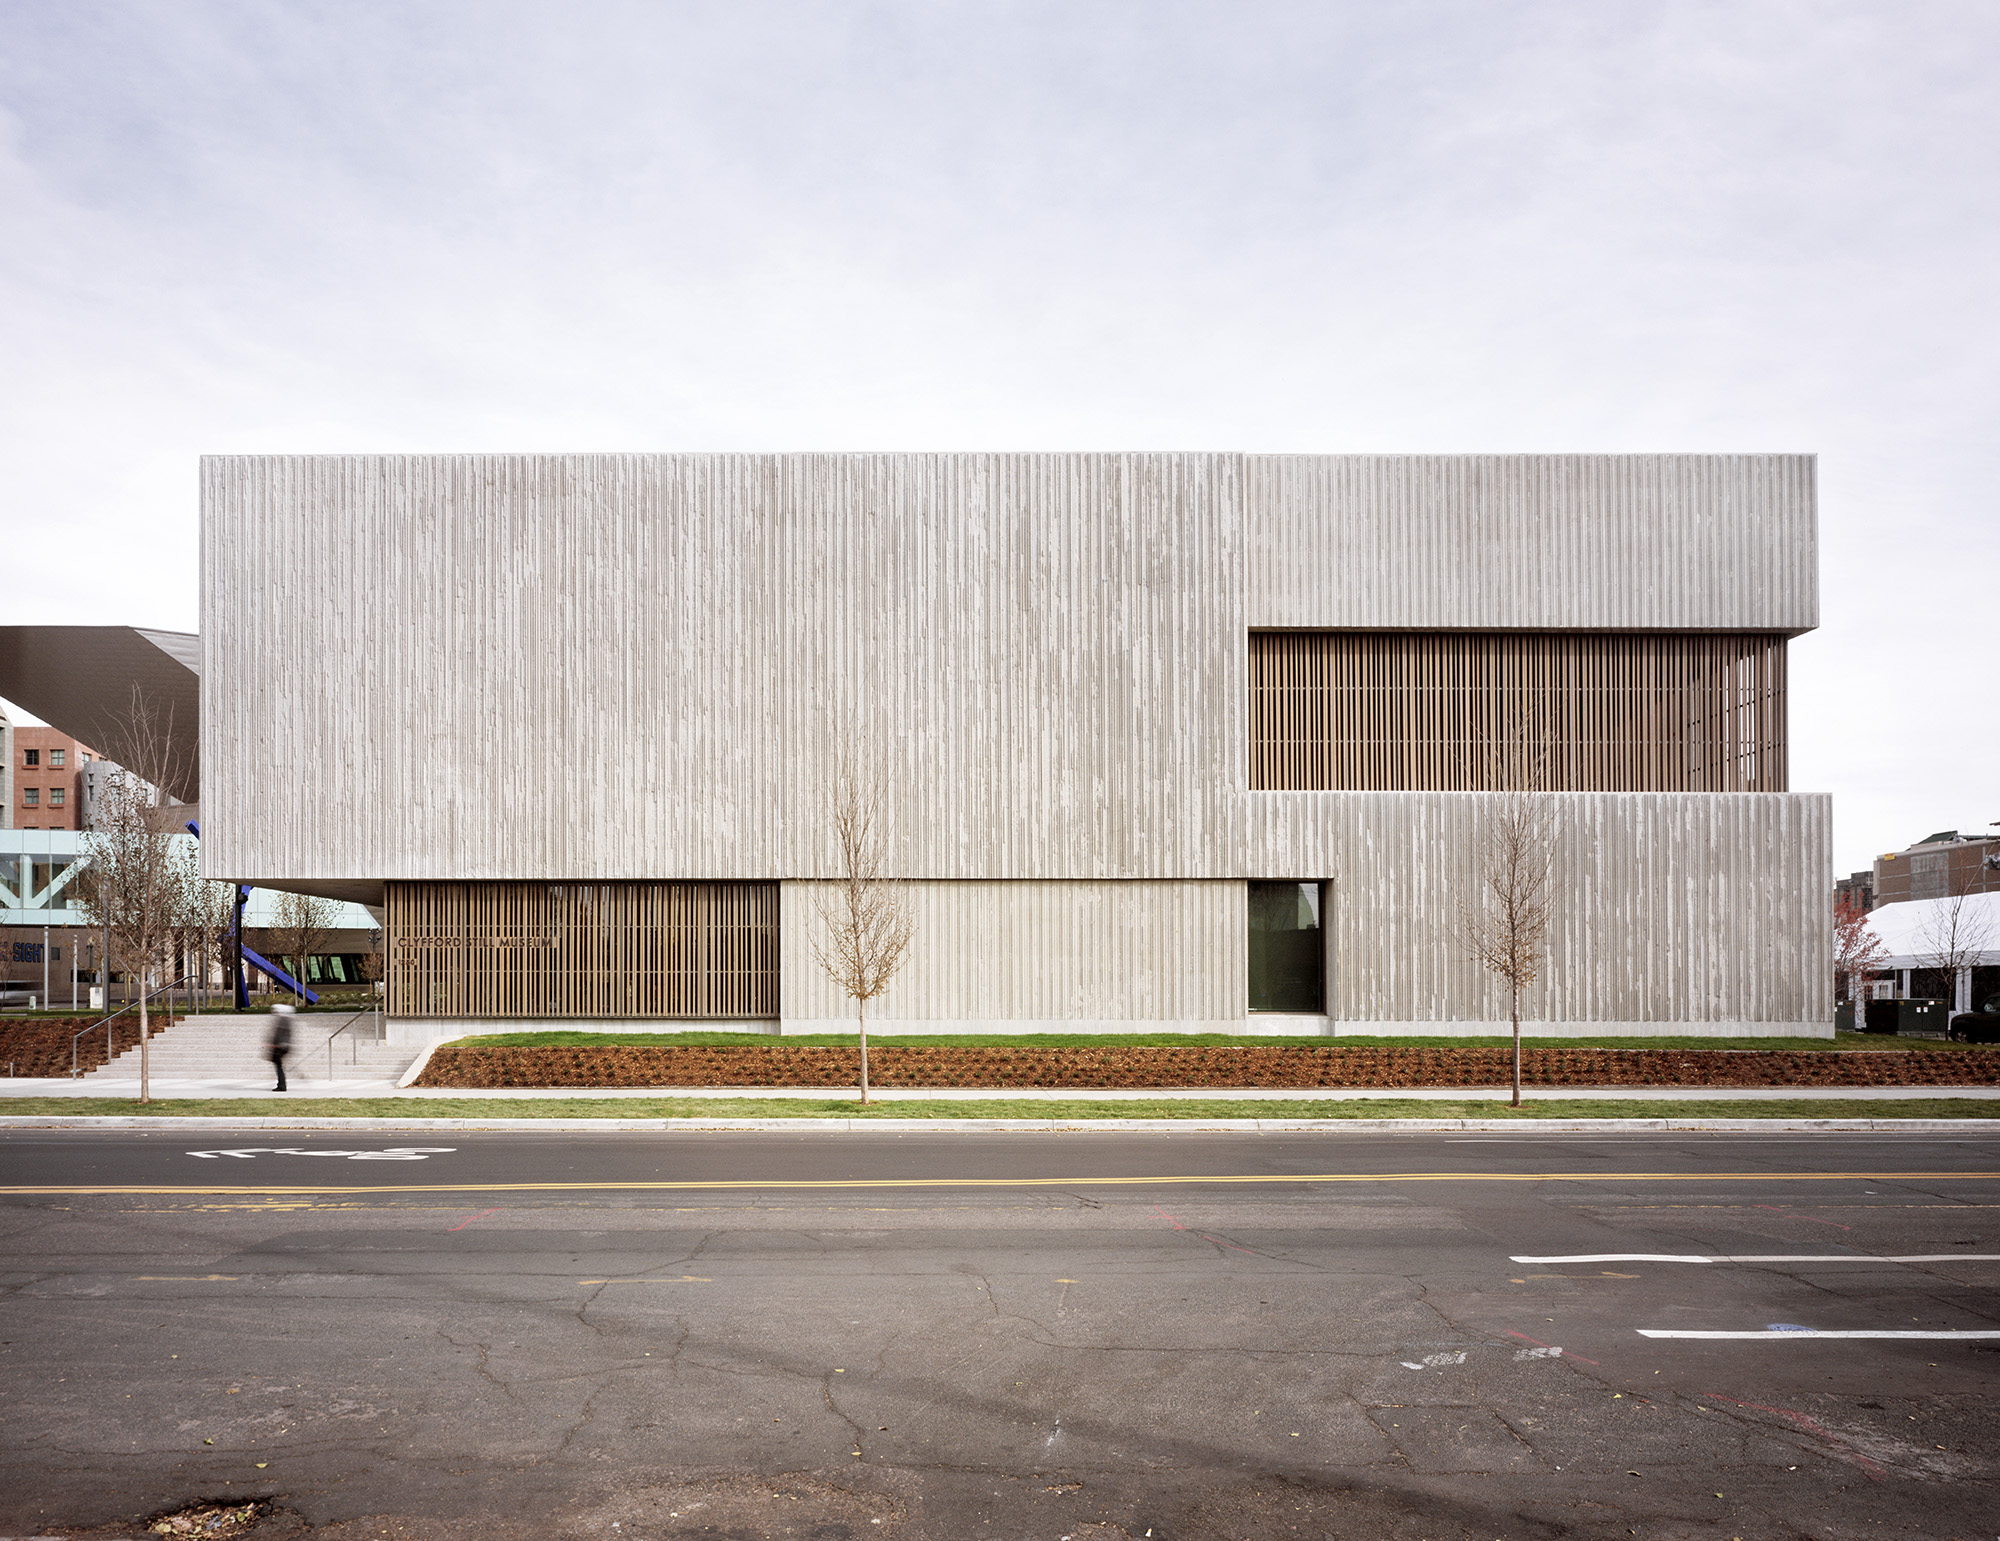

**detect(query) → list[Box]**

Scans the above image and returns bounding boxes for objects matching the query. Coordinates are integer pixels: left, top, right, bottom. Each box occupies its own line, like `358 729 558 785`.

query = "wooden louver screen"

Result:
1250 631 1788 792
386 880 779 1019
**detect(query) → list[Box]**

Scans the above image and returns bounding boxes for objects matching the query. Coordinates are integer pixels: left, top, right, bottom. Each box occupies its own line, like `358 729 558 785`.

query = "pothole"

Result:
144 1500 274 1536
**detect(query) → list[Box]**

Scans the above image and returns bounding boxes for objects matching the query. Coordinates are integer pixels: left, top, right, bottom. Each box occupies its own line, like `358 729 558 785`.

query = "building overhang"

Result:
239 876 387 911
0 626 201 803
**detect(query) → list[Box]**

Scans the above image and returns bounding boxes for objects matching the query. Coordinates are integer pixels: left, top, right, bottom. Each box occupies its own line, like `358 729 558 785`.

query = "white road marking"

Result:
187 1148 457 1161
1399 1350 1468 1370
1512 1253 1712 1264
1632 1320 2000 1328
1637 1329 2000 1340
1512 1345 1563 1360
1513 1253 2000 1265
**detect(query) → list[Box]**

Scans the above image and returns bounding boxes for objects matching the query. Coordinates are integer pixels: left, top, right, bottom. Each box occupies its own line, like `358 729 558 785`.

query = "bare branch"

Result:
1459 791 1560 1108
266 890 342 1001
1916 884 1995 1013
808 733 915 1103
1832 894 1888 1018
88 686 193 836
68 688 199 1103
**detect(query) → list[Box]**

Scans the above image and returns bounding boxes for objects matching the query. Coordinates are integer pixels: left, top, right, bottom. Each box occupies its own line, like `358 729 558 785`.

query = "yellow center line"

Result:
0 1170 1995 1197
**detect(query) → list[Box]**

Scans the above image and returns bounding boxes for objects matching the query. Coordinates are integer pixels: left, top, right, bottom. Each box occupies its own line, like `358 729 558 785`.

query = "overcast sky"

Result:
1 1 1994 874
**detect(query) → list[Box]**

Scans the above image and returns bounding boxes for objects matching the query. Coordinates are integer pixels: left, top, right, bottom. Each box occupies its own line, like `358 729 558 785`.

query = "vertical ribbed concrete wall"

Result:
780 880 1246 1031
202 454 1243 884
203 452 1827 1035
1247 791 1832 1029
774 454 1245 880
1246 455 1817 632
775 793 1831 1035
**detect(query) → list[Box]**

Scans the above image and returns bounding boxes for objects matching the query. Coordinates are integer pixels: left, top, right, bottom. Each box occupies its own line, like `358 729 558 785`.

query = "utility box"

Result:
89 986 104 1011
1862 998 1947 1035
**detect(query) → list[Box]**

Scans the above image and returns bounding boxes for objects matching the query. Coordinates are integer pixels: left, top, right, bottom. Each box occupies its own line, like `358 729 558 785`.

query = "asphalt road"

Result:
3 1128 1998 1540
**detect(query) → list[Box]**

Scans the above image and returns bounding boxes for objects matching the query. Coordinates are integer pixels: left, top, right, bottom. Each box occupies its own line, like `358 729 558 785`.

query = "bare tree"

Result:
177 877 235 1013
808 739 915 1104
1832 893 1888 1028
1461 793 1560 1108
70 690 195 1103
1916 885 1994 1016
267 890 341 1004
357 934 386 999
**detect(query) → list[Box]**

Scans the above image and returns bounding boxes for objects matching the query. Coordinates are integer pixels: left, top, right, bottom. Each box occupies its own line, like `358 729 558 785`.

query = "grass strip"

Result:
1 1096 1997 1120
446 1029 1991 1053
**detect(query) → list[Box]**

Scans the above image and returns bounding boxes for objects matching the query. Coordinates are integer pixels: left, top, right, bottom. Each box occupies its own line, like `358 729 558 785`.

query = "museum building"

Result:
195 452 1831 1043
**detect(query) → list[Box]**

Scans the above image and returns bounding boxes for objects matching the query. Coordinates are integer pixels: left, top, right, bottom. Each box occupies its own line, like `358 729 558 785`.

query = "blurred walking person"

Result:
268 1003 294 1092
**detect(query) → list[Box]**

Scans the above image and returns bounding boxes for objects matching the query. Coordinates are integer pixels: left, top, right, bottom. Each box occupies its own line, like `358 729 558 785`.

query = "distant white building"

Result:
79 757 182 832
1863 893 2000 1015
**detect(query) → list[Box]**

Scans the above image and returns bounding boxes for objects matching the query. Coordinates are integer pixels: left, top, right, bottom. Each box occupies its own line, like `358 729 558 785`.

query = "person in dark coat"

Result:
267 1004 295 1092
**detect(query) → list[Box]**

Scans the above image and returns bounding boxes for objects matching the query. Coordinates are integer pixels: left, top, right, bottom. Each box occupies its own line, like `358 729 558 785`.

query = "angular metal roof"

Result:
0 626 200 803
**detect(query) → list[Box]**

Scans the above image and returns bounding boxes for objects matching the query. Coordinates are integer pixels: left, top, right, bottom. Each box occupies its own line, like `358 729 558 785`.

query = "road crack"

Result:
433 1324 522 1406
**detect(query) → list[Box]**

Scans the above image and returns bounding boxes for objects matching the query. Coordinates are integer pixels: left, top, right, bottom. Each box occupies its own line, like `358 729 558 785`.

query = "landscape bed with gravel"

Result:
414 1042 2000 1090
0 1016 174 1077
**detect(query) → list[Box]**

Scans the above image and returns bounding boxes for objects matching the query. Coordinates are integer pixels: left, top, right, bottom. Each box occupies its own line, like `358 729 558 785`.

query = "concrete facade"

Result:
1245 454 1817 631
202 452 1831 1038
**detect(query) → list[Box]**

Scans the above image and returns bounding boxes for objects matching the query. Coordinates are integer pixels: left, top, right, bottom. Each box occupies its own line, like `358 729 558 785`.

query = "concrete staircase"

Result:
81 1012 421 1085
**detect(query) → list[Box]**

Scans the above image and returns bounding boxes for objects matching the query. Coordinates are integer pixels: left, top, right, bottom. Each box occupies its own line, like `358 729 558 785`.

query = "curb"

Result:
395 1041 441 1088
3 1115 1999 1134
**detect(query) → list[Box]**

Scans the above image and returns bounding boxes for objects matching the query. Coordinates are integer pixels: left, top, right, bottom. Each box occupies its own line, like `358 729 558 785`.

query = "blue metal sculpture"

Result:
187 821 320 1006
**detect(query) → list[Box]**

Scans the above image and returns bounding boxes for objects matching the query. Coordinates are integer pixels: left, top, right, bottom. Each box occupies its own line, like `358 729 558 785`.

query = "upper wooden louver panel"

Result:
1249 631 1788 793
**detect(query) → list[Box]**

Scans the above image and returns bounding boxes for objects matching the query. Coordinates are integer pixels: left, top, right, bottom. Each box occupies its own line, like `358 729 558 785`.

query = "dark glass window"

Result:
1248 882 1324 1013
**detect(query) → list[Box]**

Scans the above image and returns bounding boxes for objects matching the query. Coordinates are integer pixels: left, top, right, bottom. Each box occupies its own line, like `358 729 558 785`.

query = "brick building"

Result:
10 726 102 832
1874 830 2000 905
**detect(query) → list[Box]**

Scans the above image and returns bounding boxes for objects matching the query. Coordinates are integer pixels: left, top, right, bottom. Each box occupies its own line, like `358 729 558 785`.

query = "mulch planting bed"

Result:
416 1043 2000 1091
0 1015 173 1078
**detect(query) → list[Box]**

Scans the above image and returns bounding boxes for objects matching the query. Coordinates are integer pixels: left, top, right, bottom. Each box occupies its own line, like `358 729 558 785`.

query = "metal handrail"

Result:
70 975 187 1078
323 1008 382 1079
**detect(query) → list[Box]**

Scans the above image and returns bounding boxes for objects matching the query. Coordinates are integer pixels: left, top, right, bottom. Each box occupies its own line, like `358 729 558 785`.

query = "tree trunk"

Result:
1510 979 1522 1109
858 997 871 1105
138 967 151 1105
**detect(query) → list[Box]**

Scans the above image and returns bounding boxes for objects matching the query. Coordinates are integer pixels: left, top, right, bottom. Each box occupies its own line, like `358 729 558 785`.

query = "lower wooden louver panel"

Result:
386 880 779 1019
